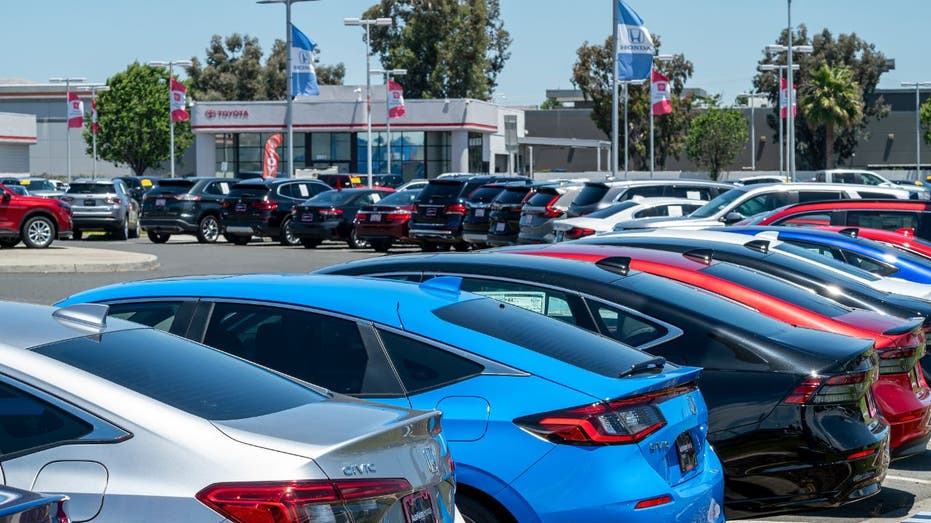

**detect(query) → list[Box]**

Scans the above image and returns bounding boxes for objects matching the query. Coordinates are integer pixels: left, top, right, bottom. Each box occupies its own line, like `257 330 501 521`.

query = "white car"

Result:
600 227 931 299
552 197 705 241
800 169 929 200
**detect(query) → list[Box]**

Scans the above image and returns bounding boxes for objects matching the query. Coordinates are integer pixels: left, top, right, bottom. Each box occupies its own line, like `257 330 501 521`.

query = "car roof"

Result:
0 300 143 351
584 179 730 188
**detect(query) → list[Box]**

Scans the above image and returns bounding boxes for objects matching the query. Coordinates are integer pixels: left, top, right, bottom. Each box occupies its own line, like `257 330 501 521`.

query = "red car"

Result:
0 183 73 248
744 199 931 240
353 188 422 252
510 242 931 458
816 225 931 260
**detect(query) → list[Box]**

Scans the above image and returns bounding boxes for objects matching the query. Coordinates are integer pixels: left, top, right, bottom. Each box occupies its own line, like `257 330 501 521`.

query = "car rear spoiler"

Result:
882 317 926 336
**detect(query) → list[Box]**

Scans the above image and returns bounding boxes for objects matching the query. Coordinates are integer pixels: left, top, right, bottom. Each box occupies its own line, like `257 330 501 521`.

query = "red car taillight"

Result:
386 210 412 221
56 500 70 523
319 208 343 217
564 227 596 240
105 196 122 205
514 383 696 445
221 200 232 209
537 194 563 218
196 478 413 523
175 193 202 201
444 203 466 215
877 344 925 375
783 370 874 405
252 200 278 211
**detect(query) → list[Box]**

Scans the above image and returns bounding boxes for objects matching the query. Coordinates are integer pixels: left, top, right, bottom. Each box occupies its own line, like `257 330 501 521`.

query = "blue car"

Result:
57 274 725 523
727 225 931 284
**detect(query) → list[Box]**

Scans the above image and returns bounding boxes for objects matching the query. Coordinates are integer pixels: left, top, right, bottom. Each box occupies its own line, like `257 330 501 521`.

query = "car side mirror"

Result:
721 211 745 225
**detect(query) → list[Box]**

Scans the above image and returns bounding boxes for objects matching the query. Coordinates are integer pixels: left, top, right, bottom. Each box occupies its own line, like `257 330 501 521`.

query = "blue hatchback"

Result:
57 274 725 523
727 226 931 284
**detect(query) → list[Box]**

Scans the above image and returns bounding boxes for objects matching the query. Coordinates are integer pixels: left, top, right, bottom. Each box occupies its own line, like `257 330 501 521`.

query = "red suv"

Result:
745 200 931 240
0 183 72 248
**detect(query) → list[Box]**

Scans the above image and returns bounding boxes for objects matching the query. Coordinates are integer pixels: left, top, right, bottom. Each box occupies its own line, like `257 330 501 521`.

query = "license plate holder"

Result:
425 207 438 217
155 198 166 207
676 431 698 474
371 213 382 222
84 199 96 206
519 214 533 226
402 490 437 523
301 213 314 222
495 222 506 233
475 208 485 218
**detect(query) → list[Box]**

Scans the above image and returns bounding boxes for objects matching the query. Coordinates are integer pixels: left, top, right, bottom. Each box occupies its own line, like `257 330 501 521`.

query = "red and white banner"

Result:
388 79 406 119
651 69 672 116
91 98 98 134
780 77 797 119
170 78 190 122
67 91 84 129
262 134 283 179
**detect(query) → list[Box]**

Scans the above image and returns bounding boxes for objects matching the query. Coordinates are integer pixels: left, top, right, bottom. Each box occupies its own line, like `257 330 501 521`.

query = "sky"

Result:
3 0 929 106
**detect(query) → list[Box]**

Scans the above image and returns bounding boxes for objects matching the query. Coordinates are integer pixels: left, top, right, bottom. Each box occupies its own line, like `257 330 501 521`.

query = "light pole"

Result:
650 54 674 178
345 16 393 188
765 42 813 181
258 0 321 178
76 85 110 179
737 91 757 170
372 68 407 177
49 77 87 182
148 60 193 178
901 81 931 180
759 63 799 179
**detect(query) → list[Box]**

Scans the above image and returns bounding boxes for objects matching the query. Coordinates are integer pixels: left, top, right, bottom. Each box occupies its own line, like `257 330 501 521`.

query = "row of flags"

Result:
64 79 191 133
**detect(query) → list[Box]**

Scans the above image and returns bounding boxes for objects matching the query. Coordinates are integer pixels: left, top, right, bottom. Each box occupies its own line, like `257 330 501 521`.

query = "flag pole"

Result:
611 0 619 180
623 82 629 179
286 0 294 178
386 73 392 177
92 90 97 180
649 66 654 179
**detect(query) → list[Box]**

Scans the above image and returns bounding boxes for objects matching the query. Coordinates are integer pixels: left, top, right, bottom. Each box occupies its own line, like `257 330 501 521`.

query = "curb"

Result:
0 250 159 274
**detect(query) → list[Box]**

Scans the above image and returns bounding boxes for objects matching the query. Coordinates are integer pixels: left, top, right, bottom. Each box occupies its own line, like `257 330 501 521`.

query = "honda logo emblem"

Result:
628 28 645 44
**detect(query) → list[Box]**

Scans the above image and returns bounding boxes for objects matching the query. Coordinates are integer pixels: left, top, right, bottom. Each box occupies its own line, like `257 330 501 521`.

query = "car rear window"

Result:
228 183 270 197
432 298 655 377
468 186 505 203
305 190 356 205
572 184 611 207
67 183 112 194
587 201 640 218
150 179 197 194
31 329 326 421
494 187 531 204
526 188 560 207
419 181 465 202
377 189 421 206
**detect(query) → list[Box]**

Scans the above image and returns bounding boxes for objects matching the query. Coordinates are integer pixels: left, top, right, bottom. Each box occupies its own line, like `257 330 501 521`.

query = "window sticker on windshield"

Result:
219 183 230 194
686 191 701 200
298 184 310 197
477 291 547 314
668 205 683 217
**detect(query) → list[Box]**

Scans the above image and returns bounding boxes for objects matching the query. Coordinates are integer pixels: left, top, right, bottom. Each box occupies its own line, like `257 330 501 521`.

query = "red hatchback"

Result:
353 188 422 252
0 183 73 248
509 243 931 458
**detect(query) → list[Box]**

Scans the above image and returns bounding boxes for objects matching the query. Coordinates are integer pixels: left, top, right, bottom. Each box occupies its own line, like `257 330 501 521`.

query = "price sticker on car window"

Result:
219 183 230 195
668 205 683 217
298 185 309 197
478 291 547 314
686 191 701 200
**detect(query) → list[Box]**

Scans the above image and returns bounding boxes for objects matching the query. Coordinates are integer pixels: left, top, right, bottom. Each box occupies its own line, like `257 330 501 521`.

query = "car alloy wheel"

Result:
197 215 220 243
22 216 55 248
279 217 301 246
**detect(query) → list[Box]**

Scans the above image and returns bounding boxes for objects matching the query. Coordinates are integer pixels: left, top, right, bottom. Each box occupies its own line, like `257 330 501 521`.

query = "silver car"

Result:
61 179 140 240
0 301 456 523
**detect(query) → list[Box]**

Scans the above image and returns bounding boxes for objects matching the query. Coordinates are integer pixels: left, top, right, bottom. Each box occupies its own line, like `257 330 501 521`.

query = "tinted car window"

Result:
432 298 655 377
32 329 326 421
690 188 745 218
847 211 920 231
304 190 357 206
228 183 270 197
797 191 843 203
0 381 93 456
378 330 484 393
774 242 881 281
776 212 833 227
151 180 197 195
634 203 701 219
204 181 232 196
458 278 576 324
526 189 560 207
66 183 112 194
377 189 421 206
494 188 531 205
666 186 715 200
108 302 184 332
467 186 505 203
588 302 667 346
841 250 898 277
734 192 791 217
419 181 465 201
856 191 899 200
587 201 640 219
573 184 610 206
623 186 664 199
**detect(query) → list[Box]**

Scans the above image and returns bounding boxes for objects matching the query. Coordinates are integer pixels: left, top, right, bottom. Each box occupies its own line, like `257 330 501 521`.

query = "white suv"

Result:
801 169 929 200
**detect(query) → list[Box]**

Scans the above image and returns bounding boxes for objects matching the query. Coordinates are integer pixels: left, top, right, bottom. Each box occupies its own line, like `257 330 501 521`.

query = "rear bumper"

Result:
141 217 197 234
356 223 410 242
409 227 461 243
221 219 276 237
291 221 343 241
487 233 519 247
872 375 931 456
72 216 122 230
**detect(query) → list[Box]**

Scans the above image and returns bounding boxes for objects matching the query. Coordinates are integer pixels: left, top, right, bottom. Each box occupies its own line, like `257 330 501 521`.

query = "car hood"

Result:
612 216 722 230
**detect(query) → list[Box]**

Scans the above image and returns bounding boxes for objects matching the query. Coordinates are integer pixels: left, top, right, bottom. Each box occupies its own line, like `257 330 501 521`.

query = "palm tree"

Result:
799 64 863 168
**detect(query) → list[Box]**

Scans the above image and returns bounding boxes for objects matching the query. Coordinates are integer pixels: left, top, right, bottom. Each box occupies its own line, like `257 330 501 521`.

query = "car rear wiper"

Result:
618 356 666 378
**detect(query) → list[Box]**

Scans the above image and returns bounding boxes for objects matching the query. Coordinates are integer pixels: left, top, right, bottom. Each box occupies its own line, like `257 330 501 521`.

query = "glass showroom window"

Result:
214 134 236 176
426 132 451 178
310 132 352 173
238 133 304 177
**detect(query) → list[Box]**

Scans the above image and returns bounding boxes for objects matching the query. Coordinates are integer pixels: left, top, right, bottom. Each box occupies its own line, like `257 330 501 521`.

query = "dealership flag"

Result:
780 77 797 119
170 78 190 122
388 79 406 118
651 69 672 115
67 91 84 128
291 24 320 97
262 134 284 179
91 98 98 134
615 1 655 81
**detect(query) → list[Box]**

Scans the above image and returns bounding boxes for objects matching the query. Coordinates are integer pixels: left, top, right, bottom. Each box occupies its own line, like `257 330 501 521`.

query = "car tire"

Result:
21 216 55 249
347 228 369 249
370 240 392 253
226 234 251 246
279 217 301 246
114 219 129 241
147 230 171 244
129 218 140 239
457 494 513 523
453 241 470 252
421 241 438 252
72 229 83 241
300 238 321 249
0 238 20 248
196 215 221 243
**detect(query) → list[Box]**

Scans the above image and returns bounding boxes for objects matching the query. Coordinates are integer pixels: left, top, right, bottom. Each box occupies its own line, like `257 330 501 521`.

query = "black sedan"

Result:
317 252 890 518
290 188 396 248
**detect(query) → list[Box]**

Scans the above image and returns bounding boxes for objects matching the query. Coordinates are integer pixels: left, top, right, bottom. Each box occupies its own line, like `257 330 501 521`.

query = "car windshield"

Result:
572 184 610 207
689 188 746 218
67 183 112 194
31 329 326 421
376 189 421 206
587 201 641 219
304 190 357 206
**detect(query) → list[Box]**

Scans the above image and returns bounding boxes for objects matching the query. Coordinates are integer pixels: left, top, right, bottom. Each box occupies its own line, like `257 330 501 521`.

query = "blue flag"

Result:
291 24 320 96
616 1 655 81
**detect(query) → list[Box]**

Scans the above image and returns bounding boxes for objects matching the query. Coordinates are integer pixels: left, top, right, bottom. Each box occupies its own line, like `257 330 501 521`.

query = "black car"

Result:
461 182 509 248
113 175 147 205
141 177 236 243
409 175 530 252
486 182 543 247
317 252 890 517
219 178 330 245
567 179 731 217
289 187 396 249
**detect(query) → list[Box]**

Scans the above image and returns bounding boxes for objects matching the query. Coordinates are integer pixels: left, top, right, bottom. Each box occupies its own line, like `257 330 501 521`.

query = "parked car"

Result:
219 177 330 245
612 183 912 231
553 197 705 242
141 177 236 243
3 299 456 523
731 175 789 186
7 185 28 196
517 181 588 244
354 188 422 252
507 242 931 459
800 169 930 200
61 178 140 240
289 187 395 248
0 183 72 248
15 178 64 199
815 225 931 262
410 174 529 251
113 175 148 205
318 253 890 517
0 485 68 523
396 178 430 192
567 179 731 217
741 199 931 240
486 182 539 247
58 274 726 523
461 182 511 248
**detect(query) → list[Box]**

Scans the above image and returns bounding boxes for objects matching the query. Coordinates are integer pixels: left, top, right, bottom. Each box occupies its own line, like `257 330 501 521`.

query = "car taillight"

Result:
514 383 696 445
175 193 202 201
386 211 412 221
540 194 563 218
56 500 70 523
252 200 278 211
105 196 122 205
196 478 413 523
320 208 343 217
878 344 924 375
445 203 466 215
564 227 596 240
356 211 370 221
783 370 875 405
221 200 232 209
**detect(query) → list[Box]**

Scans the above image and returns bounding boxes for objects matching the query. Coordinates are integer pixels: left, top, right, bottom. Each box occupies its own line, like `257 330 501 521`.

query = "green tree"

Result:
539 97 562 110
921 98 931 146
799 64 863 168
189 33 267 101
361 0 512 100
571 35 695 170
753 26 891 169
686 102 748 180
84 62 193 177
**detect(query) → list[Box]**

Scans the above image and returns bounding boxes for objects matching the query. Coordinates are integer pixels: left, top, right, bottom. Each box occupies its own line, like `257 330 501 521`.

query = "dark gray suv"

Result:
141 177 236 243
62 178 140 240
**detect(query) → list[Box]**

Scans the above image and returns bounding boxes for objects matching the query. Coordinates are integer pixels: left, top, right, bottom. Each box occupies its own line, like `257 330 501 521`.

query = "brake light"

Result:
252 200 278 211
175 193 202 201
356 211 370 221
319 208 343 217
386 211 412 221
514 383 696 445
56 500 69 523
445 203 466 215
105 196 122 205
783 370 874 405
634 495 673 510
877 345 925 375
564 227 596 240
846 448 877 461
196 478 413 523
540 194 563 218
